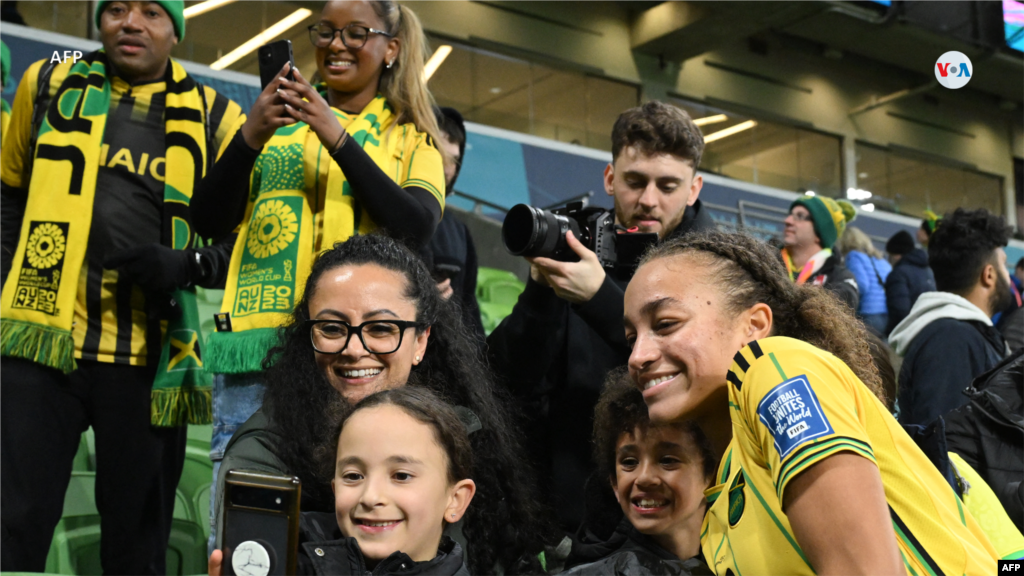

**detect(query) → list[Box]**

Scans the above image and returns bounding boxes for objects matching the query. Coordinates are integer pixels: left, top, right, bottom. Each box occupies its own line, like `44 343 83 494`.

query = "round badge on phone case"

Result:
232 540 272 576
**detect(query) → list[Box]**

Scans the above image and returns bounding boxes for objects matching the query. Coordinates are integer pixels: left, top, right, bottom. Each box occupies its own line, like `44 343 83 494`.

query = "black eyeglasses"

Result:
308 23 393 49
307 319 421 355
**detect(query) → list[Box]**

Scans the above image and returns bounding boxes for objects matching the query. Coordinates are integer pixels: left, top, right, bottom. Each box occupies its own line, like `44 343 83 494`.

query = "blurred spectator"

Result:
995 256 1024 352
421 107 485 343
884 230 935 334
890 208 1012 427
1016 257 1024 287
837 226 891 335
780 195 859 310
944 349 1023 534
1 41 9 146
917 209 940 247
563 369 714 575
0 2 243 572
487 101 715 529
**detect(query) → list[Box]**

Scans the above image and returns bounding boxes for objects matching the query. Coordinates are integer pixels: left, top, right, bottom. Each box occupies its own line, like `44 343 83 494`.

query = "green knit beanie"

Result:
1 41 10 87
95 1 185 40
790 195 857 250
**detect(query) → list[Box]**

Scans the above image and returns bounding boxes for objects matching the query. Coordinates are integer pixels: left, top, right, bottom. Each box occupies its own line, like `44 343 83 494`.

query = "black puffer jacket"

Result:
885 248 936 334
296 512 471 576
563 518 712 576
814 252 859 312
943 348 1024 532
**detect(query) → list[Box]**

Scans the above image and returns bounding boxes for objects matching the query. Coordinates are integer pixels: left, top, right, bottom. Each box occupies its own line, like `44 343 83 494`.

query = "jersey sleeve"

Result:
739 346 877 503
398 126 445 214
1 60 45 189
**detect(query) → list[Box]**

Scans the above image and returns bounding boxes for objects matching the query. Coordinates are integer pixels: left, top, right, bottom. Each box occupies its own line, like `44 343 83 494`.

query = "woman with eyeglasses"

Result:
191 0 451 554
212 235 557 574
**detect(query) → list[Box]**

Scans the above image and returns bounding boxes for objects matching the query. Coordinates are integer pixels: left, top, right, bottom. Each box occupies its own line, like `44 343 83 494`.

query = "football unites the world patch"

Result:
756 375 833 459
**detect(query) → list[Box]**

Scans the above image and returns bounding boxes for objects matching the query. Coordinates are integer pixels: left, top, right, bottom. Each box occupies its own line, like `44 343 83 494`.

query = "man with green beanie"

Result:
0 2 245 572
1 40 11 146
780 194 860 310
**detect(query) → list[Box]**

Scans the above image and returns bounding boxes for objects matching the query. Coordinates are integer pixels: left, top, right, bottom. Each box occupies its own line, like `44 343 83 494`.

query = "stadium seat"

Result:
475 268 525 335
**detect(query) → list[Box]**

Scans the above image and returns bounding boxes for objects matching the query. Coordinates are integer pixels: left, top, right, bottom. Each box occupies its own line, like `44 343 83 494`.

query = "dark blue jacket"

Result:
845 251 891 316
885 248 935 334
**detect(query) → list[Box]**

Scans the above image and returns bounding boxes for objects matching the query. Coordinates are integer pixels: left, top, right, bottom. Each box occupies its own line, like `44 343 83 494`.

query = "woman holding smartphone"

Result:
190 0 448 555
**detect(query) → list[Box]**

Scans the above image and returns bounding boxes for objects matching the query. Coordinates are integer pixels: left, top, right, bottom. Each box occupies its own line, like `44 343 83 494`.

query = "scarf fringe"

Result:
151 386 212 427
204 328 279 374
1 319 77 373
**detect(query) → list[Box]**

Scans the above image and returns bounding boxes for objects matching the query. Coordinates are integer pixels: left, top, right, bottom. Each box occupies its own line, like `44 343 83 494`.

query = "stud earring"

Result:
386 59 395 69
451 513 456 519
414 355 421 363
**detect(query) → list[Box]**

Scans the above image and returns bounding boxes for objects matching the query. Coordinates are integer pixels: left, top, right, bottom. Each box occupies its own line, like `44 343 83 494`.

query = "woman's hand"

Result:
239 63 299 150
208 549 223 576
277 67 347 152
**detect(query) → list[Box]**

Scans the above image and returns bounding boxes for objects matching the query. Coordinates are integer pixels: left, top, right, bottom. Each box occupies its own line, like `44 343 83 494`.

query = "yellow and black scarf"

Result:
0 51 212 426
207 95 407 374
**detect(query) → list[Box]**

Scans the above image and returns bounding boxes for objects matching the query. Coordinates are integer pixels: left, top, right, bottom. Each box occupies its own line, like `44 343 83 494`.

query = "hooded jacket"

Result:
296 512 470 576
890 292 1006 427
885 248 935 334
487 200 716 529
563 518 712 576
943 349 1023 533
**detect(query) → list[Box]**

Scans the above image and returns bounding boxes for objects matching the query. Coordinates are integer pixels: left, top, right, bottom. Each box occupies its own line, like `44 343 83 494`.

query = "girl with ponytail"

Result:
623 231 998 575
191 1 450 554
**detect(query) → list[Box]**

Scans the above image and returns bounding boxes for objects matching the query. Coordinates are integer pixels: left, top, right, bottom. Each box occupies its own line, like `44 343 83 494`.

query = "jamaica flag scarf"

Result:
206 95 395 374
0 51 212 426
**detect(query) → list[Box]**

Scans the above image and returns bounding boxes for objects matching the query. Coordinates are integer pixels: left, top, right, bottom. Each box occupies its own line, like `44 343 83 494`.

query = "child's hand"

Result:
208 549 223 576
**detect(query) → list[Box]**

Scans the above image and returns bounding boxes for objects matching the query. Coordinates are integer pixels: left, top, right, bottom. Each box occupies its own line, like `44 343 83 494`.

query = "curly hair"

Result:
592 367 717 484
261 234 555 573
928 208 1011 295
334 387 474 485
639 231 884 402
611 101 705 169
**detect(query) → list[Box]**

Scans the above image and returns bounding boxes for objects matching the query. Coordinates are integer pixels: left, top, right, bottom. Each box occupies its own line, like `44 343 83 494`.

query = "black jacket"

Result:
897 318 1006 427
564 518 712 576
943 349 1024 532
296 512 470 576
814 252 860 312
422 210 485 345
885 248 935 334
486 201 716 529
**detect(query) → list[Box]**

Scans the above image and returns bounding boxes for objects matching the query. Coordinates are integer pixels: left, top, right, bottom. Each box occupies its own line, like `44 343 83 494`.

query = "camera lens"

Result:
502 204 579 260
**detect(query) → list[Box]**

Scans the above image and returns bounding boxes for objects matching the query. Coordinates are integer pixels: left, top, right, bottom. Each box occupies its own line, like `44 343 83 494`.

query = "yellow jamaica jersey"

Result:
702 336 998 576
2 59 243 366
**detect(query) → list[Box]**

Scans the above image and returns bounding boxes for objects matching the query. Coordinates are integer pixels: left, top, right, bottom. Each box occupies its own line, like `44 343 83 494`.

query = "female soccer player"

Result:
623 231 997 575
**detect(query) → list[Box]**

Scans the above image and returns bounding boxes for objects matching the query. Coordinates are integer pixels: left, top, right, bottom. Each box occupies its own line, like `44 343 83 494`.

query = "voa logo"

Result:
935 51 972 89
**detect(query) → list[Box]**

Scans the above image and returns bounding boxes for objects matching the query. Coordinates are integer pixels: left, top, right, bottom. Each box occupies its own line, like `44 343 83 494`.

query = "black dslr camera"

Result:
502 202 658 274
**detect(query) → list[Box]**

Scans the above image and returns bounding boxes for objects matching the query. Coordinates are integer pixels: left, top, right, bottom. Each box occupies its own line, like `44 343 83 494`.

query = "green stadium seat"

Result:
476 268 524 334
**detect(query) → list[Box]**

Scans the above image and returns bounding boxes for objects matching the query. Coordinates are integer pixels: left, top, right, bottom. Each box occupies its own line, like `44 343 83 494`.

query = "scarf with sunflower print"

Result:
0 51 214 426
206 94 405 374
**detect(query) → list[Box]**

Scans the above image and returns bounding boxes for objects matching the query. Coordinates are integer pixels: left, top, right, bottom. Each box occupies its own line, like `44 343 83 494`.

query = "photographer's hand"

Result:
528 231 606 304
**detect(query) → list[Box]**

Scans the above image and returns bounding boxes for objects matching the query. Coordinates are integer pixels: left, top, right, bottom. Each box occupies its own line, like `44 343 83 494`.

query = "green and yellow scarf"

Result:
206 95 400 374
0 51 212 426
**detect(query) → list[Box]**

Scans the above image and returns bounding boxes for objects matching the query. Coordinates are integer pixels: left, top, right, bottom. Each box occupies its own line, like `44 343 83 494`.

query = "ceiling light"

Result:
805 191 816 196
703 120 757 143
424 45 452 81
846 187 873 201
693 114 728 127
210 8 313 71
184 0 236 19
861 203 875 212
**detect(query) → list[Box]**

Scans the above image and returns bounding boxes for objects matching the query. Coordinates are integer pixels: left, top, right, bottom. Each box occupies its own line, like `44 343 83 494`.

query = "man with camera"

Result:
487 101 714 529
